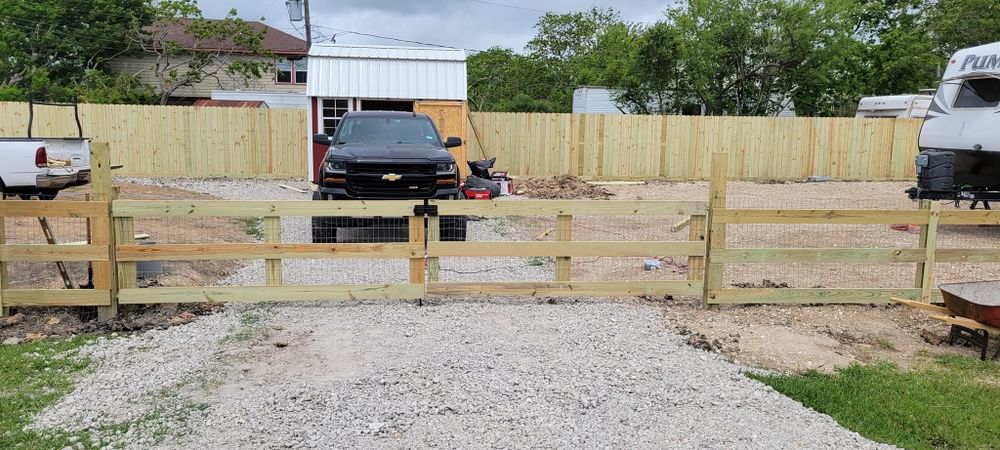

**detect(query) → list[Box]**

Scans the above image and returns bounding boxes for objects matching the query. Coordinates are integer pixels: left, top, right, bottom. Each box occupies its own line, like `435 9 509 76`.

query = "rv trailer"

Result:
908 41 1000 205
856 94 932 119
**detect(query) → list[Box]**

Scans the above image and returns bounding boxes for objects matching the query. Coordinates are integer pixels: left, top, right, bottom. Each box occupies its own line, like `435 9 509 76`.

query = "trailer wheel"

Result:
441 215 467 241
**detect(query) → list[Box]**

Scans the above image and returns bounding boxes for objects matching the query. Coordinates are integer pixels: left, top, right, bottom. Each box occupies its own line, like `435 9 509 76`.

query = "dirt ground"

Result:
1 183 246 342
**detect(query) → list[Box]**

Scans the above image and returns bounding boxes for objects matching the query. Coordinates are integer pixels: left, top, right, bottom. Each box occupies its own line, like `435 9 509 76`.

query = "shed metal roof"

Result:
306 44 467 101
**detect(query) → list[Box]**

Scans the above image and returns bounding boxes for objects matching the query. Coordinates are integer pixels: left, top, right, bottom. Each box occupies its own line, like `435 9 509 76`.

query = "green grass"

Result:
222 306 273 343
0 335 96 449
236 217 264 240
750 353 1000 450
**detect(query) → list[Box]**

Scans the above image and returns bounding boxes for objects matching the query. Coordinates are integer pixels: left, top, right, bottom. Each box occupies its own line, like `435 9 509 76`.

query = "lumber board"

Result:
408 216 425 285
891 297 951 314
264 216 282 286
430 200 708 216
939 210 1000 225
0 213 5 315
0 200 108 218
712 209 931 224
919 201 941 303
1 289 112 307
117 284 423 304
426 280 704 297
0 244 109 262
687 215 706 281
113 200 421 217
703 153 728 306
707 288 922 304
426 241 706 257
929 315 1000 334
116 243 423 261
711 248 926 264
427 216 440 282
555 215 572 281
936 248 1000 263
114 217 137 291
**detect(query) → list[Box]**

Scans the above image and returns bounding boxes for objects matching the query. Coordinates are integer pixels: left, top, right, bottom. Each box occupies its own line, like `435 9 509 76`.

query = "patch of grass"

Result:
0 336 96 449
222 306 273 343
749 354 1000 450
236 217 264 240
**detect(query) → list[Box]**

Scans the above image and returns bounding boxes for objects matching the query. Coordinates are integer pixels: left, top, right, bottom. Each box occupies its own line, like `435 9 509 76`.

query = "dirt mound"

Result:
1 303 224 343
732 279 791 289
519 175 613 199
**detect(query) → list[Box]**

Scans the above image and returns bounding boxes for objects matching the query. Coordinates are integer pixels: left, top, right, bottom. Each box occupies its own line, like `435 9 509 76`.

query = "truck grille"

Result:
346 163 437 198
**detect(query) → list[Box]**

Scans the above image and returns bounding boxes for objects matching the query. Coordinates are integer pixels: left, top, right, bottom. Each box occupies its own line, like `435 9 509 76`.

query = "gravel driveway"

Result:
29 179 891 449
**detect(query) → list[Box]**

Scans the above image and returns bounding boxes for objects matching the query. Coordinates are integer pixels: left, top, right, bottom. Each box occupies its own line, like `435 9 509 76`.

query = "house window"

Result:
276 58 307 84
322 99 350 135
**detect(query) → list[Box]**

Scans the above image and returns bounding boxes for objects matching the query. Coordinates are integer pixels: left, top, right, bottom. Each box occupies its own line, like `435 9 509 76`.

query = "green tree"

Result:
133 0 272 104
927 0 1000 57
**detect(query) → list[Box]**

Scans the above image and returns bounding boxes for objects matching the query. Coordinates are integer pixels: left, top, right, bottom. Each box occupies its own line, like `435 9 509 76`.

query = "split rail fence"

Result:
2 144 999 319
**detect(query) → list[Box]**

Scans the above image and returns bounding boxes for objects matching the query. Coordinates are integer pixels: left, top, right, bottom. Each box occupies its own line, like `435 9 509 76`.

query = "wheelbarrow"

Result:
893 281 1000 361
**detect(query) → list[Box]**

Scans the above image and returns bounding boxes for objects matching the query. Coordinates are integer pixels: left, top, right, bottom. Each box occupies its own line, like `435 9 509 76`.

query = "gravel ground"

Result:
26 178 893 449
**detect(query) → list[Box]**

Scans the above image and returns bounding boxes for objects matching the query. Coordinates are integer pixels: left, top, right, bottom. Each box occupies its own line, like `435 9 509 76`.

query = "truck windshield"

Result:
335 117 441 146
954 77 1000 108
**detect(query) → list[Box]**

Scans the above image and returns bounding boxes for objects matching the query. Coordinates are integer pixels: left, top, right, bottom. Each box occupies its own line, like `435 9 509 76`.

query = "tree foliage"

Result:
468 0 1000 116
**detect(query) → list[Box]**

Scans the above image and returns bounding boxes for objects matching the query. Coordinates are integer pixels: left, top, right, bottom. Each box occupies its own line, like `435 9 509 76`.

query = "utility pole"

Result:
304 0 311 50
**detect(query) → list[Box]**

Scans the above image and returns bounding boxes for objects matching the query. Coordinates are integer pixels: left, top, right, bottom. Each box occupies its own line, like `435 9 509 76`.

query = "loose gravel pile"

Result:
26 179 892 449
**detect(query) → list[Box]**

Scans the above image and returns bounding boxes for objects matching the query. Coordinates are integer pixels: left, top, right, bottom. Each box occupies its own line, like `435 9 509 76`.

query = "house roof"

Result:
147 19 307 55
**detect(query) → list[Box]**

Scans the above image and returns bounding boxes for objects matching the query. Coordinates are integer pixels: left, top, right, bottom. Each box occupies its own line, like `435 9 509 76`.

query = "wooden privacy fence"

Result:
468 113 923 181
702 153 1000 306
0 101 922 181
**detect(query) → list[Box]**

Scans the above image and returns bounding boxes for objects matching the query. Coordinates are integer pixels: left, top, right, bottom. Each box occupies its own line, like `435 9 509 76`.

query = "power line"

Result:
312 24 481 52
466 0 550 14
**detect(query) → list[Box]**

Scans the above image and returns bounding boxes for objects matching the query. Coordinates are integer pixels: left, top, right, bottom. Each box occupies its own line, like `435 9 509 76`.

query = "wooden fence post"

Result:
916 200 940 303
0 208 7 317
555 215 572 281
114 216 136 295
702 152 729 307
90 142 117 321
687 214 707 281
409 215 426 286
427 216 440 282
264 216 282 286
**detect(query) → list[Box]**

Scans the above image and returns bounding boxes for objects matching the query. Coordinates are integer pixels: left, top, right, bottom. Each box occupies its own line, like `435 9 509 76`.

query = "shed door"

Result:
415 101 468 177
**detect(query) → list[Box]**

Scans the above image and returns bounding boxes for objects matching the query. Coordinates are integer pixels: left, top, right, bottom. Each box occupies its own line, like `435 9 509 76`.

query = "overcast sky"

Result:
200 0 672 52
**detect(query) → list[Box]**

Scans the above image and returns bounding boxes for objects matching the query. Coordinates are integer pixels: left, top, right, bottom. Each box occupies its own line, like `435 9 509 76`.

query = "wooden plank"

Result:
929 315 1000 334
427 241 706 257
90 142 116 320
891 297 951 314
427 216 440 282
0 244 110 262
935 248 1000 263
711 248 927 264
713 208 931 224
426 280 703 297
116 243 424 261
555 215 572 281
687 215 706 281
431 200 708 216
920 201 941 303
0 200 108 218
114 217 137 291
2 289 113 307
939 210 1000 225
914 200 933 291
708 288 922 304
113 200 421 217
0 211 6 316
409 216 425 285
264 216 282 286
703 153 728 307
118 284 424 304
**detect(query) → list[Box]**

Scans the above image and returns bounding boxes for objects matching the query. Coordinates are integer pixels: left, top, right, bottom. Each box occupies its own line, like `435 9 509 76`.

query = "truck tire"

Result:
441 215 467 241
311 190 338 243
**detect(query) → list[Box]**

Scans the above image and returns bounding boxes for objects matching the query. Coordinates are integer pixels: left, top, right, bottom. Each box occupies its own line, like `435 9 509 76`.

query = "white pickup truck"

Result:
0 98 92 200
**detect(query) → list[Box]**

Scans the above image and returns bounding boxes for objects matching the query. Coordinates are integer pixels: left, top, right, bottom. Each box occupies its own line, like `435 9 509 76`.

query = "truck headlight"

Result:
436 163 455 173
326 161 347 173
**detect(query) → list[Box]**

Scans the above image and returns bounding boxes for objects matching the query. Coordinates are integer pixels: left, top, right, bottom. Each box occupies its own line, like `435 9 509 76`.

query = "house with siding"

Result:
109 20 308 104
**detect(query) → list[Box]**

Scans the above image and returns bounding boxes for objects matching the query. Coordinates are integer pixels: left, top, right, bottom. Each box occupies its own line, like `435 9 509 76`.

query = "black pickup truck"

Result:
311 111 467 243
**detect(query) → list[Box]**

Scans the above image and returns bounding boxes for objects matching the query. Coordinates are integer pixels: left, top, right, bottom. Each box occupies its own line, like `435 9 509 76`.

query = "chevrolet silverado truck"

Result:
0 97 91 199
311 111 467 243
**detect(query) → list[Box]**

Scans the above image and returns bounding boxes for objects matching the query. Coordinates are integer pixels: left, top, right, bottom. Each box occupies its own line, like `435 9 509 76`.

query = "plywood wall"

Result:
467 112 923 180
0 102 922 180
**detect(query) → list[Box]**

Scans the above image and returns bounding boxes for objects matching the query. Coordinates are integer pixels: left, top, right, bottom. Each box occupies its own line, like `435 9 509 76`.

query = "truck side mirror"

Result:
313 134 332 146
444 136 463 148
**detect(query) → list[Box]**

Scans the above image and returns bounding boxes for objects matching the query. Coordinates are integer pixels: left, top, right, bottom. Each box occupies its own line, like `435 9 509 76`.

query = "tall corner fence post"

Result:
703 152 729 308
263 216 283 286
90 142 118 321
427 215 441 282
555 214 573 282
408 214 426 286
918 200 941 303
0 202 7 317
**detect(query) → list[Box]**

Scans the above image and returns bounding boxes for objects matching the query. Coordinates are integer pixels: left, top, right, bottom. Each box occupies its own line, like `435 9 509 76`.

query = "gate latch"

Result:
413 201 438 216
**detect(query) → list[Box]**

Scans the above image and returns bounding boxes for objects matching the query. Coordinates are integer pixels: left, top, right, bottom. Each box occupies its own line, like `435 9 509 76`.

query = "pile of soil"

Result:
518 175 613 199
1 303 224 343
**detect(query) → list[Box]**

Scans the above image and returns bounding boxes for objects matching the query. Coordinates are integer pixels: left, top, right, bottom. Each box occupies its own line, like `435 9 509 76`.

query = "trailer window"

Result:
954 78 1000 108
